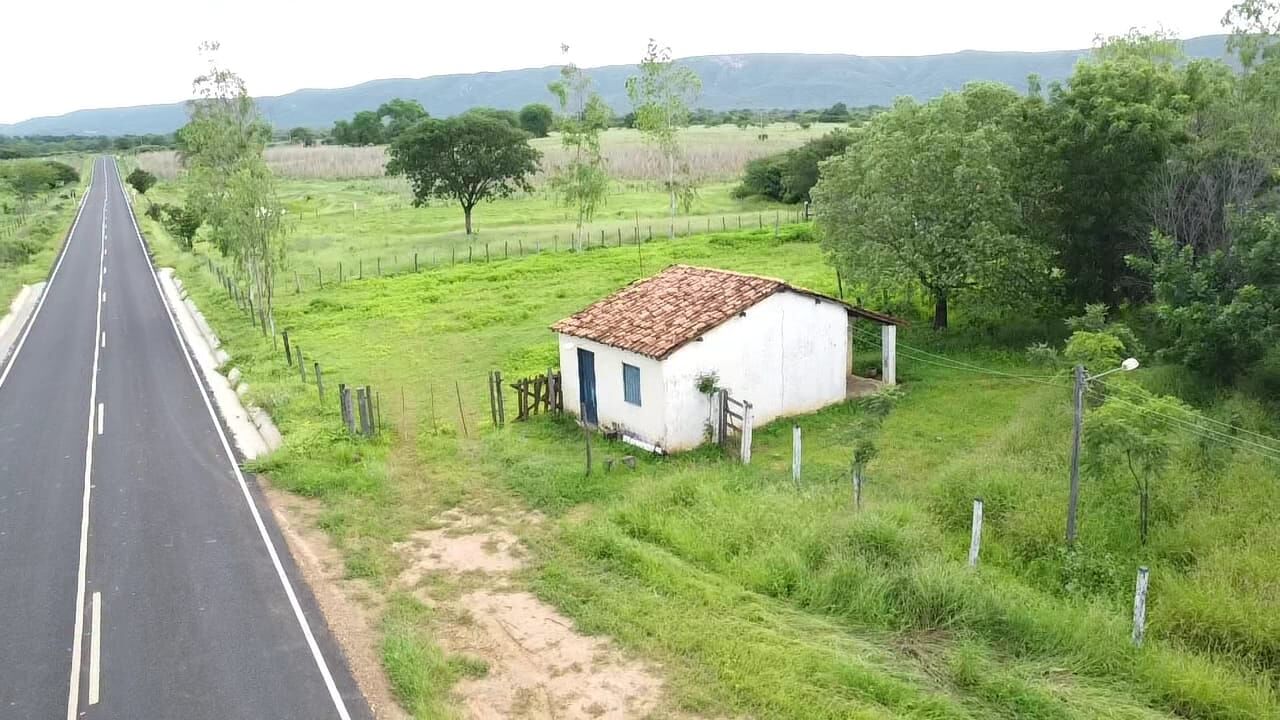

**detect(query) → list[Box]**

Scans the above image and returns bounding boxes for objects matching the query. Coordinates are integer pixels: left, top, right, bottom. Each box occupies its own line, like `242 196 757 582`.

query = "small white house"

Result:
553 265 901 452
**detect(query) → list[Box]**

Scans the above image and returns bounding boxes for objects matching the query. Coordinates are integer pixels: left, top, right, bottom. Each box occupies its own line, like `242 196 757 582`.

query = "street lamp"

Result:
1066 357 1140 547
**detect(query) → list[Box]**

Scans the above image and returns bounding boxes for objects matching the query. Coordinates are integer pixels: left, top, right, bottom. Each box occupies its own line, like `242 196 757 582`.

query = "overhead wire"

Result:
1090 375 1280 449
1084 386 1280 462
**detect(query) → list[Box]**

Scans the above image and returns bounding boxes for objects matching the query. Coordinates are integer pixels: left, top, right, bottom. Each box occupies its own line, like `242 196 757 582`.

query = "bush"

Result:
0 237 43 265
732 130 853 203
126 167 157 195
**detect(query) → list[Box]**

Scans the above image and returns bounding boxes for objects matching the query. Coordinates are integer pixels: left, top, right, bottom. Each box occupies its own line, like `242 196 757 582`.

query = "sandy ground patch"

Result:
262 486 409 720
393 507 675 719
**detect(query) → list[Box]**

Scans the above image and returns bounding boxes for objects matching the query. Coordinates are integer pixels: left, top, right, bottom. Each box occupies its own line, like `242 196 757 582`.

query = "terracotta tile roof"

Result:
552 265 898 359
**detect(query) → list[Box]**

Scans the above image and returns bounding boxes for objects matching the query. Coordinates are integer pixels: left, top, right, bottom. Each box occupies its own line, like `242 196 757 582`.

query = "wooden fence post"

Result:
356 387 369 436
296 346 306 383
488 372 498 427
740 401 753 464
455 381 468 438
968 498 983 568
414 252 419 272
282 330 292 366
339 262 343 283
495 370 505 426
1133 566 1150 647
791 424 802 488
294 271 301 294
317 267 322 289
314 362 324 403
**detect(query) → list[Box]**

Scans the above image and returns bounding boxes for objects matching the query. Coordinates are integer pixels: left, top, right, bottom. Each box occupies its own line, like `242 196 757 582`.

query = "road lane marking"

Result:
0 160 95 391
102 291 106 304
89 592 101 705
101 331 106 348
113 159 355 720
97 403 104 435
65 159 109 720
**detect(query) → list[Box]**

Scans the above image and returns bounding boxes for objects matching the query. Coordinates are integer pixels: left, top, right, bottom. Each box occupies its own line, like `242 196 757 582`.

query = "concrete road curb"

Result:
157 268 283 460
0 282 47 368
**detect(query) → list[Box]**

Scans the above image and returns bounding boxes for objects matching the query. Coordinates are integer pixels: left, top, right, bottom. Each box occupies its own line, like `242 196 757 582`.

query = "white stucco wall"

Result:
660 291 849 449
558 334 667 445
558 290 849 452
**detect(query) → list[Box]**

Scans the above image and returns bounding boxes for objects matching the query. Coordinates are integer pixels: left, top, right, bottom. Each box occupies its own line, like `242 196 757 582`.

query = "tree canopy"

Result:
518 103 554 138
386 114 541 235
814 85 1048 329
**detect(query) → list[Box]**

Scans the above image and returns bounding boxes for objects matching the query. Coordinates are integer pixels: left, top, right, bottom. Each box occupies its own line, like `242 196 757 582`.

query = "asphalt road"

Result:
0 157 371 719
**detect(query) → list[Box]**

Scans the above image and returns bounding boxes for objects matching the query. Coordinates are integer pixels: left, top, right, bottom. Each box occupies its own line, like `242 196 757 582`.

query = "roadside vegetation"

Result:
0 156 88 306
108 6 1280 718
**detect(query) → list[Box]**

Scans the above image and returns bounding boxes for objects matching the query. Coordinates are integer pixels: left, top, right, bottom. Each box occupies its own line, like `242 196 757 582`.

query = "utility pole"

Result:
1066 364 1085 547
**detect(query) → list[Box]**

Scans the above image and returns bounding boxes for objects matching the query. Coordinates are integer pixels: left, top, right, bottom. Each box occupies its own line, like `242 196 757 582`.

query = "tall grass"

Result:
140 182 1280 719
136 123 838 181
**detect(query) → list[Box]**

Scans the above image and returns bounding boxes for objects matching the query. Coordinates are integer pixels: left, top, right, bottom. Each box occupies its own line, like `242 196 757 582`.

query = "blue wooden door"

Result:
577 348 598 425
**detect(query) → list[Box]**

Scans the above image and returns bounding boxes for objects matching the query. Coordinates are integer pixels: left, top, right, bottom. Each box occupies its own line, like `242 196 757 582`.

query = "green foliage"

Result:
1044 34 1214 304
1062 331 1125 373
463 107 519 130
817 101 850 123
1 160 78 200
1085 383 1192 544
125 167 157 195
1131 220 1280 382
517 103 554 138
733 130 854 203
814 85 1049 329
386 114 541 235
288 126 316 146
626 39 702 236
548 50 612 251
180 42 286 326
376 98 428 142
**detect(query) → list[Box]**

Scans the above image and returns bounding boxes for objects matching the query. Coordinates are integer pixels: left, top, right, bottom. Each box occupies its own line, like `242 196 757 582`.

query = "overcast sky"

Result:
1 0 1237 124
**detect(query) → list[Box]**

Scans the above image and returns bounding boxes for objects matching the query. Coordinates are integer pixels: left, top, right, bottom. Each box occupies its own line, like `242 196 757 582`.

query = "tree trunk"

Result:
464 205 474 235
932 289 949 330
1139 486 1150 546
668 152 676 240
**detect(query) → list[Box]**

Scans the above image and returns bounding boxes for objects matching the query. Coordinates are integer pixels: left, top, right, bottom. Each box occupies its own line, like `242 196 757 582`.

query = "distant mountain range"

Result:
1 35 1232 137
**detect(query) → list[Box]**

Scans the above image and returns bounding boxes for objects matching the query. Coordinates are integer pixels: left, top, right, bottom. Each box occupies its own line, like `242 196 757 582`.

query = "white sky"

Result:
1 0 1236 124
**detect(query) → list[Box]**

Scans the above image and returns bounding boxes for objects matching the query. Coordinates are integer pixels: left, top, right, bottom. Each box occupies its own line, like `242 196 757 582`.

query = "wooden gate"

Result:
489 368 564 426
714 389 754 464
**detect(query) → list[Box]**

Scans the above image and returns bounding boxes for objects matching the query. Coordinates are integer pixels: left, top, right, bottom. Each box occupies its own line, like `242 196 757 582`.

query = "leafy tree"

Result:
6 162 56 201
288 126 316 146
376 98 428 142
180 42 286 334
463 107 520 130
349 110 385 145
814 87 1048 329
1086 384 1191 545
549 48 611 252
626 39 701 239
818 102 850 123
43 161 79 187
1130 217 1280 383
386 114 540 235
1043 34 1205 304
518 103 554 138
329 119 352 145
126 167 157 196
734 130 853 203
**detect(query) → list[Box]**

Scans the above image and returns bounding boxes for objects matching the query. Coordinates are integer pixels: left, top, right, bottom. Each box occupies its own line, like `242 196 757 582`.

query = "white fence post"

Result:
791 424 802 487
1133 566 1150 647
882 324 897 386
968 498 983 568
740 401 753 464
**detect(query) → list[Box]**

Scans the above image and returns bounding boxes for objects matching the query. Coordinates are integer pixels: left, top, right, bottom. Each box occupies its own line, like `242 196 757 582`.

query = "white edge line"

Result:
0 162 95 391
66 158 108 720
110 159 354 720
88 591 101 705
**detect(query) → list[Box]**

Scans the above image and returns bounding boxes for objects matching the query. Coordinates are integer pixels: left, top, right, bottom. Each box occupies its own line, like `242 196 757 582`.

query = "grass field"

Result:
137 174 803 296
135 122 843 181
139 186 1280 719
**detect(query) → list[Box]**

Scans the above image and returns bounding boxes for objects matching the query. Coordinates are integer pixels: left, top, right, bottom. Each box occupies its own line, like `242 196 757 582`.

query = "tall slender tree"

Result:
626 40 701 239
179 42 286 335
548 46 610 252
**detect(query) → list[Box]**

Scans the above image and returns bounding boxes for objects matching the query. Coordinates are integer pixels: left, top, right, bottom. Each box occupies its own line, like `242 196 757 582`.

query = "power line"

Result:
1085 387 1280 462
851 326 1066 387
1091 376 1280 449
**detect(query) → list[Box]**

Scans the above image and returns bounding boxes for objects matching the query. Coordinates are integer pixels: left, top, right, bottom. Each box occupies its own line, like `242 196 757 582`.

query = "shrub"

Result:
126 167 157 195
732 130 853 203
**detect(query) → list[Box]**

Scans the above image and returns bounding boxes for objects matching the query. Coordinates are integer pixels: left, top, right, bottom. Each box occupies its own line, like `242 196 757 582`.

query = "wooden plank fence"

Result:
489 368 563 426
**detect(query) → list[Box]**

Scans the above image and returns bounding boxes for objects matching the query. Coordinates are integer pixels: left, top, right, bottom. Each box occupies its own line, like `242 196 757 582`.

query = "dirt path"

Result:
392 508 677 719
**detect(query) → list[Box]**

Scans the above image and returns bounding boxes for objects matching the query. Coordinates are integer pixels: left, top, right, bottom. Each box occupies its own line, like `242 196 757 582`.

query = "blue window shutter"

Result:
623 363 642 406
